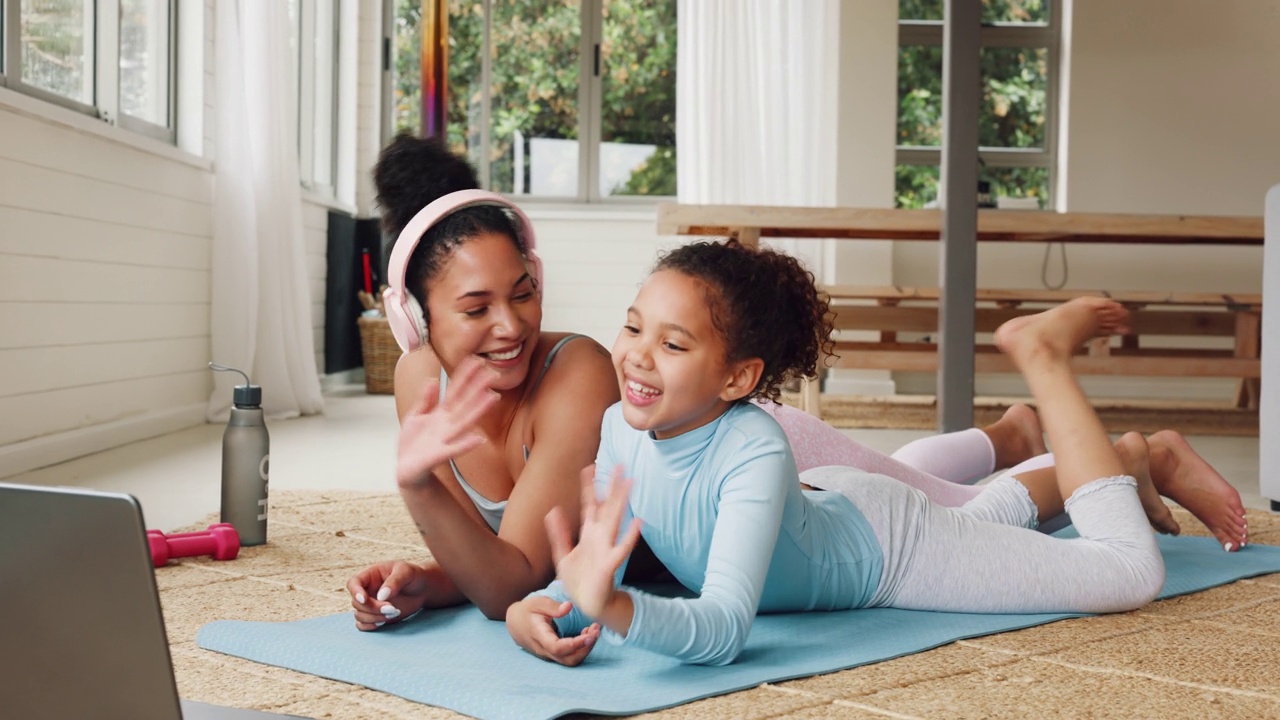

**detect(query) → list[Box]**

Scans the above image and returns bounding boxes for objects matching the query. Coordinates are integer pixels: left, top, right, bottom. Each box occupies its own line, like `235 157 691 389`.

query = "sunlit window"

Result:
3 0 176 142
896 0 1057 209
393 0 677 202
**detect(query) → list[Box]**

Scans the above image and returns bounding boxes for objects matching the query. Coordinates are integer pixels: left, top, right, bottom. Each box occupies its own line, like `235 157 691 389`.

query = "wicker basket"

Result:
357 316 398 394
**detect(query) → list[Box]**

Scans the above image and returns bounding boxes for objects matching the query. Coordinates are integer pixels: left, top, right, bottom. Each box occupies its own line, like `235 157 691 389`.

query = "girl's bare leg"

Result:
1147 430 1249 551
992 298 1131 500
1005 432 1178 533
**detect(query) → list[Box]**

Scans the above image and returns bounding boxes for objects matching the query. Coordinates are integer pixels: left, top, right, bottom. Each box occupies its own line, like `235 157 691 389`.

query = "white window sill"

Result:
519 200 661 223
301 189 357 216
0 85 211 172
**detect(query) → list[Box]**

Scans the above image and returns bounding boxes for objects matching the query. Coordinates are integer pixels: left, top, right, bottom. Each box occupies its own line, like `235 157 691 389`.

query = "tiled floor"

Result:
5 386 1269 532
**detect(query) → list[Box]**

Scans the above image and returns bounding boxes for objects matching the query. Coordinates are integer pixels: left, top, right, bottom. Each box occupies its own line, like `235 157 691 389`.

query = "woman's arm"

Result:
396 338 619 619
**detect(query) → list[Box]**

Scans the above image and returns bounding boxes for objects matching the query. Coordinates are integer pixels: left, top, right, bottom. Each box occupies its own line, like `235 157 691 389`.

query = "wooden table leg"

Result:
1234 310 1262 409
800 376 822 417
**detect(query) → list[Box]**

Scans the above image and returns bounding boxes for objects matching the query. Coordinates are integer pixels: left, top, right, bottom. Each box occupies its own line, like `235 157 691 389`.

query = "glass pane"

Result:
895 164 1049 209
394 0 423 137
120 0 171 126
599 0 677 198
309 0 338 188
897 45 1047 150
21 0 94 104
897 45 942 147
979 47 1046 149
895 164 940 209
487 0 581 197
900 0 1049 23
445 0 480 164
983 165 1049 208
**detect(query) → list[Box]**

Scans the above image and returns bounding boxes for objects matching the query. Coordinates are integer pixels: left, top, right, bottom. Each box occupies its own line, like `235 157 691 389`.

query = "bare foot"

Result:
1115 432 1180 535
994 297 1131 370
1147 430 1248 552
985 404 1048 469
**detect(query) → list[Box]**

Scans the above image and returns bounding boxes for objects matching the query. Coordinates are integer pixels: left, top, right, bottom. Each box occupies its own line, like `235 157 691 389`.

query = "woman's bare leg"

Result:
982 404 1049 469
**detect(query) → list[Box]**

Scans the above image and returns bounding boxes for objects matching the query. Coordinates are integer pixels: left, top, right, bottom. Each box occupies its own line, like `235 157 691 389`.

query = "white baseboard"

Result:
0 403 208 480
823 369 897 397
321 368 365 393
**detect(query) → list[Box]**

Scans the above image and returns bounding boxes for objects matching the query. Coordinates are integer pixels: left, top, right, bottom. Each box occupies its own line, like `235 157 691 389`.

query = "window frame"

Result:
896 3 1061 207
409 0 676 205
1 0 177 144
295 0 341 197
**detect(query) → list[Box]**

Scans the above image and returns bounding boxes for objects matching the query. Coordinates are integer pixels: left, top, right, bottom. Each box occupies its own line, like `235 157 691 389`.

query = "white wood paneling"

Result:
0 255 210 304
0 156 212 237
0 112 211 202
0 372 209 447
0 338 211 398
0 92 215 473
0 302 207 350
0 207 210 270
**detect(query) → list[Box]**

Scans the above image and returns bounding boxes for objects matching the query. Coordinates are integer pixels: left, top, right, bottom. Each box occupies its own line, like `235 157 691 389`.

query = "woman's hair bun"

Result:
373 132 480 236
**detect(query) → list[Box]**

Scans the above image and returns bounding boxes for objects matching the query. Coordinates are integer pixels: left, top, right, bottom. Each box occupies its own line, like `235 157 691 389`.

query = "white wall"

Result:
0 2 339 478
890 0 1278 399
0 98 215 476
531 208 672 349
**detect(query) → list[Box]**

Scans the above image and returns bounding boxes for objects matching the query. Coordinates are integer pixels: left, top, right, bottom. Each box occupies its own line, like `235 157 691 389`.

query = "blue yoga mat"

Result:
197 534 1280 720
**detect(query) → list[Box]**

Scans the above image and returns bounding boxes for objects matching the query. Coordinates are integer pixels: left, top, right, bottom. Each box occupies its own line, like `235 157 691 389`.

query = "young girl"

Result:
504 239 1195 667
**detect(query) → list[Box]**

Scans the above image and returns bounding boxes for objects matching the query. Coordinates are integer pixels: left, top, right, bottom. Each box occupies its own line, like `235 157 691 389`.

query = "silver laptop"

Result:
0 482 308 719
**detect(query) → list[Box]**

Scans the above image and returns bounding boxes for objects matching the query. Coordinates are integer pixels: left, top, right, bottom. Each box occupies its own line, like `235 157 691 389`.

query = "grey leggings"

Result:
802 468 1166 614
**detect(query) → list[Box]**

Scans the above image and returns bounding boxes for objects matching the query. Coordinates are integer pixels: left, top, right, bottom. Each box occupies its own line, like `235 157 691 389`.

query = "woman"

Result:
346 136 619 624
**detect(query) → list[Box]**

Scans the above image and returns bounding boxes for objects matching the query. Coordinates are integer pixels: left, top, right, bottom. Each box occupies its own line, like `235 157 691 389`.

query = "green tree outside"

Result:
393 0 676 197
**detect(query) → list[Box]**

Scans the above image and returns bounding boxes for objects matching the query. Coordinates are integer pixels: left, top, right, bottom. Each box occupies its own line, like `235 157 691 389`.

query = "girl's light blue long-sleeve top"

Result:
533 402 883 666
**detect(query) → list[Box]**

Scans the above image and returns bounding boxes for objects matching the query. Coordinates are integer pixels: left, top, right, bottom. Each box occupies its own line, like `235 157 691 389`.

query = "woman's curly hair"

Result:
653 240 835 404
373 132 527 315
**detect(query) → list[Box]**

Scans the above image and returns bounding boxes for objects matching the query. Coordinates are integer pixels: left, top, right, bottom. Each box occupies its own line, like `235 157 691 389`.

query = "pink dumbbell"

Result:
147 523 241 568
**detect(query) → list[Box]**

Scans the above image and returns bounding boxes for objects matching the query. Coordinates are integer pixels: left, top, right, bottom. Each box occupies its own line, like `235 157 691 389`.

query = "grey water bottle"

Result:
211 363 269 546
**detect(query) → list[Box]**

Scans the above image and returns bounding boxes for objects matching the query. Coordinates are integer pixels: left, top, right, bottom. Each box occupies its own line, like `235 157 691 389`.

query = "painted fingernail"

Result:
381 605 401 618
375 621 385 628
355 593 366 605
377 587 391 602
1224 542 1234 552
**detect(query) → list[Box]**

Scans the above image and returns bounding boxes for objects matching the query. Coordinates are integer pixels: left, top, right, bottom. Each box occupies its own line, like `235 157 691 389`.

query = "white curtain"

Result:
676 0 839 277
208 0 324 421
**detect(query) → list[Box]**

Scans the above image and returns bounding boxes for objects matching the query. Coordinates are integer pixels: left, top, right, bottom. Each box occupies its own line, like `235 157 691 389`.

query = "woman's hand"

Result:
396 356 500 489
545 465 643 619
346 561 433 630
506 597 601 666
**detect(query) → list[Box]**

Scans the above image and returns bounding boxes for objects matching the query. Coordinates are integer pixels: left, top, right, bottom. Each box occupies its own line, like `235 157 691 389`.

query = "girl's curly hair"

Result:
653 240 835 404
373 132 527 316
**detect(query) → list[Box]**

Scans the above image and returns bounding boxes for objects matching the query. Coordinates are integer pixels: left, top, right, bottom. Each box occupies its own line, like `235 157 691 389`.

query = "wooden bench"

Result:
655 204 1265 419
822 285 1262 410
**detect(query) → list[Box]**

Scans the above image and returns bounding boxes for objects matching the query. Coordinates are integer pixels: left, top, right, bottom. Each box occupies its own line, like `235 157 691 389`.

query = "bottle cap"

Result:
233 384 262 407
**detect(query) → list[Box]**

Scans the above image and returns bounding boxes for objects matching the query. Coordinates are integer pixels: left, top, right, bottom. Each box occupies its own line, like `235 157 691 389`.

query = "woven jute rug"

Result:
161 490 1280 720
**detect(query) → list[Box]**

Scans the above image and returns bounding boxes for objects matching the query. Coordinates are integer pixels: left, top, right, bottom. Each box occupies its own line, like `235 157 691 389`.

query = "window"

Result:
896 0 1058 209
393 0 677 202
1 0 176 142
289 0 341 195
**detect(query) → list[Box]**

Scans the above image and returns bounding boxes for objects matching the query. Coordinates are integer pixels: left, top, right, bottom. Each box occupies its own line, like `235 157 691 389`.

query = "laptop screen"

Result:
0 483 187 719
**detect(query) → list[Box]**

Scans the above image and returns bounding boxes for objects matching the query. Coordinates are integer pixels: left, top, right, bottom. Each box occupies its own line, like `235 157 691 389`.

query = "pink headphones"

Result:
382 189 543 353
